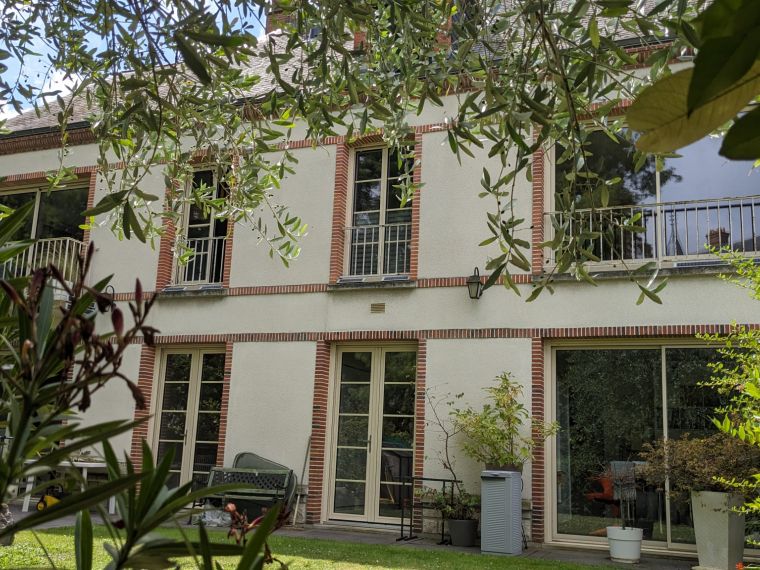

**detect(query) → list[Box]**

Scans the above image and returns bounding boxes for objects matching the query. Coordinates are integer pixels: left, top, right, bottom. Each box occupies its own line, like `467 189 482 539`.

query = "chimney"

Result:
707 228 729 248
265 8 293 35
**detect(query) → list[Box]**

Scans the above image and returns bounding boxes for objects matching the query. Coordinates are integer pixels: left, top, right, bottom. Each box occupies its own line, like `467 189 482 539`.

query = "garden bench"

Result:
197 452 296 521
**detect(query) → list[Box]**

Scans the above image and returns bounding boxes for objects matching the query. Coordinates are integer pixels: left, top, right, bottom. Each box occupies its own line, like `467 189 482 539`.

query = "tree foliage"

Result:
0 211 281 566
0 0 723 300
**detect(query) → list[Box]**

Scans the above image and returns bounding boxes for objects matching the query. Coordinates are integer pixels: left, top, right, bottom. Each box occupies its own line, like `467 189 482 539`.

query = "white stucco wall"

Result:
423 338 533 498
230 146 335 287
75 343 141 458
223 342 315 479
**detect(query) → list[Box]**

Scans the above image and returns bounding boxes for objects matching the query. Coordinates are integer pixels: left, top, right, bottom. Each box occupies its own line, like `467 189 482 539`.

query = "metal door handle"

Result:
367 435 372 452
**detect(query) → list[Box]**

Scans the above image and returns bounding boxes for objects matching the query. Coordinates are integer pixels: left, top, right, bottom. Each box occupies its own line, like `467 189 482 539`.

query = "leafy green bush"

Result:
451 372 558 468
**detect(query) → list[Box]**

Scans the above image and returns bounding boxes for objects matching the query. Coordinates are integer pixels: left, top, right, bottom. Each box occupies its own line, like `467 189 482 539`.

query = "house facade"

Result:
1 45 759 556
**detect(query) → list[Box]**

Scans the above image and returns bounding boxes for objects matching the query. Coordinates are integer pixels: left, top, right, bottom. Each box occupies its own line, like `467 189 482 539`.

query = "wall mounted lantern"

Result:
466 267 484 300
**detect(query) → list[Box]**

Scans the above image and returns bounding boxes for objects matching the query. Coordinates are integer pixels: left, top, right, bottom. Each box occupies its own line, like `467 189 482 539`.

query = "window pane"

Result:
355 150 383 180
661 137 759 202
555 132 656 209
384 352 416 382
556 349 664 541
195 412 220 442
386 179 411 211
198 383 223 411
36 188 88 240
354 182 381 213
388 148 414 179
0 191 35 239
341 352 372 382
165 354 192 383
161 383 189 411
201 353 225 382
382 417 413 449
666 348 728 545
333 481 365 514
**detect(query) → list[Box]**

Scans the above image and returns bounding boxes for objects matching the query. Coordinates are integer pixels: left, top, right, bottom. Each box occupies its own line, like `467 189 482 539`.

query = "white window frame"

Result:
544 338 759 557
0 185 89 240
343 146 414 279
325 343 418 524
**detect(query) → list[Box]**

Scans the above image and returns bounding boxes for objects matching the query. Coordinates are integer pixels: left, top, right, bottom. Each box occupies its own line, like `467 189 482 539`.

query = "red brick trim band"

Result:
121 324 756 347
412 338 427 531
129 344 157 469
329 143 350 284
409 132 423 280
0 166 97 187
0 128 95 156
530 336 545 543
531 137 545 276
113 274 533 300
215 342 234 466
0 122 451 162
82 171 98 246
306 340 331 523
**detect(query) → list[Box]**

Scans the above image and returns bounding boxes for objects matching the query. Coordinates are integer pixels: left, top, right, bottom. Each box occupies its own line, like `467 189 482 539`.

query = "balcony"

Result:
544 195 760 267
344 223 412 278
173 236 227 286
1 237 84 282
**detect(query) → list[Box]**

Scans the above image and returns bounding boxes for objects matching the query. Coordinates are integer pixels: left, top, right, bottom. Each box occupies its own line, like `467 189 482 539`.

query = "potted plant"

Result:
604 461 643 564
418 486 479 547
451 372 559 471
639 433 760 570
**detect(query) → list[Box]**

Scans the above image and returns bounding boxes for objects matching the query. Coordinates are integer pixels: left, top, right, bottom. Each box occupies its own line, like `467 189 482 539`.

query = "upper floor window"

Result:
0 186 88 242
173 170 228 286
0 186 88 281
550 132 760 265
345 147 414 278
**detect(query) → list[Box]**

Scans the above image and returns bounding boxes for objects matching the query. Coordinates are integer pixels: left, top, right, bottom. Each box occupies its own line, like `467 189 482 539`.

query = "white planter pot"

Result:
607 526 643 564
691 491 745 570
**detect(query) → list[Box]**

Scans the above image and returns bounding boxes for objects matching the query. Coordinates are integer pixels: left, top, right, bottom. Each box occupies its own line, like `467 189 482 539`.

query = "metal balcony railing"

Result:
1 237 84 282
345 223 412 277
544 195 760 266
173 236 227 285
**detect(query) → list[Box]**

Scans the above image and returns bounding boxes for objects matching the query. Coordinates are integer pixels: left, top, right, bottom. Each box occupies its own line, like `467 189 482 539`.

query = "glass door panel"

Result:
555 348 664 541
155 353 192 488
377 351 416 520
154 349 225 489
191 352 225 489
333 351 372 517
665 348 725 545
331 348 417 522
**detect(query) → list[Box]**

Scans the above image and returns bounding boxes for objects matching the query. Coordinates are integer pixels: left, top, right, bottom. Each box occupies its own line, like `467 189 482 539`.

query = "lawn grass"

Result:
0 525 613 570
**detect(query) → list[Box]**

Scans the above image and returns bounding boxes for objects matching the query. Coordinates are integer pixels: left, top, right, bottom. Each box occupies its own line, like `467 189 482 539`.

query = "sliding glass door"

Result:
554 345 725 549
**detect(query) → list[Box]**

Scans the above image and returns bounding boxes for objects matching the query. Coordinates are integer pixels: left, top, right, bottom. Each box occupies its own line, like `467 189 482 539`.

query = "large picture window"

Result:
554 345 738 548
345 148 413 277
551 133 760 264
0 186 89 281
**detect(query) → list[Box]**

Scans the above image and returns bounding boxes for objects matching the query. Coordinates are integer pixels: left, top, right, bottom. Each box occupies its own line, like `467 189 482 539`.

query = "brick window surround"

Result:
155 174 235 290
305 338 427 525
329 133 423 284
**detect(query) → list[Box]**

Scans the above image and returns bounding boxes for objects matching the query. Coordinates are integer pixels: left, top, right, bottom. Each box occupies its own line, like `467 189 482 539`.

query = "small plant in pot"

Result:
604 461 644 564
418 486 480 547
639 433 760 570
451 372 559 471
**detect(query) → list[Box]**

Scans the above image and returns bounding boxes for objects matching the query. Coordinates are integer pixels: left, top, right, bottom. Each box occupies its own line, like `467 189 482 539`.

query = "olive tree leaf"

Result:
628 62 760 153
720 105 760 159
687 31 760 113
174 33 212 84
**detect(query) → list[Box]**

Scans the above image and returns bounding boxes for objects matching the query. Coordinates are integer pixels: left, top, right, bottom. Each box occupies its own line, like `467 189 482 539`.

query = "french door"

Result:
330 346 417 523
154 349 226 489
